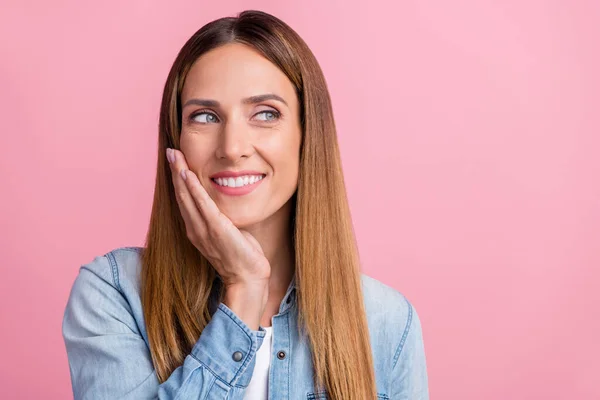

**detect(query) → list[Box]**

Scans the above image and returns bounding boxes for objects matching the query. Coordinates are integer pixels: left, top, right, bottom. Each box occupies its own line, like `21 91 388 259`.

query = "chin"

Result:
222 210 264 229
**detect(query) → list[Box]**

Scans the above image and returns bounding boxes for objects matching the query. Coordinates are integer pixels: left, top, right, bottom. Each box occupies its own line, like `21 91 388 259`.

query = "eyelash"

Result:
189 109 281 124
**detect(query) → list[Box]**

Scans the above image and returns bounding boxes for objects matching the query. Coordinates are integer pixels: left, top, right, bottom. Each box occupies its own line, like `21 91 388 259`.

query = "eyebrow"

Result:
182 94 288 109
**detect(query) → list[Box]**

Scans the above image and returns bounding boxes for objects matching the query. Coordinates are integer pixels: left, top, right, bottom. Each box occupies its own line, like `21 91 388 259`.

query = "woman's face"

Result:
179 43 302 229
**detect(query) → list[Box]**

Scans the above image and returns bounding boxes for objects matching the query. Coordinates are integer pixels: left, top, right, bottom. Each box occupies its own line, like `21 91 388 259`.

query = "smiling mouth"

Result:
211 174 266 188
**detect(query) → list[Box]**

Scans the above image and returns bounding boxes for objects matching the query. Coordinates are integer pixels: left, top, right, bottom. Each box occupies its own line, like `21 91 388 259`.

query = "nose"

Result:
214 118 254 162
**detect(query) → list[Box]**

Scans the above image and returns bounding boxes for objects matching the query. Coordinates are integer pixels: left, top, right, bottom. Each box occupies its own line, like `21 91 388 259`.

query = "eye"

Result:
190 111 219 124
254 110 280 122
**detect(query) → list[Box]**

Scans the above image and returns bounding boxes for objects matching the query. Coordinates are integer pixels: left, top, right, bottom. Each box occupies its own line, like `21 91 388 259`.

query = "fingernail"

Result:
166 148 175 164
180 169 187 181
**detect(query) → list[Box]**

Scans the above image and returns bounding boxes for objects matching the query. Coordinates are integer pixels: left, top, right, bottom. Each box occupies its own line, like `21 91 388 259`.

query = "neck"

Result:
242 197 295 296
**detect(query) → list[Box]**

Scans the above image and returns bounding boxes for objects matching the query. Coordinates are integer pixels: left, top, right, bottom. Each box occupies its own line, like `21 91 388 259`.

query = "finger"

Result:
166 148 207 237
183 168 255 259
179 163 226 229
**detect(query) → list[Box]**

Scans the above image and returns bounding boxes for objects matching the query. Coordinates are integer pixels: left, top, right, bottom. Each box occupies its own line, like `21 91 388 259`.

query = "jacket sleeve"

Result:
62 256 264 399
390 300 430 399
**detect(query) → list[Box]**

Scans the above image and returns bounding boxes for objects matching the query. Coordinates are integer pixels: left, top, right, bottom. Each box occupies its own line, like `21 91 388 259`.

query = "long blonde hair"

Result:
141 10 376 399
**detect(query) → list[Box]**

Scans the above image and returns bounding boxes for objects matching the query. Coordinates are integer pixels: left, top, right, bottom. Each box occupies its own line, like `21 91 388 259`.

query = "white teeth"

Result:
213 175 264 188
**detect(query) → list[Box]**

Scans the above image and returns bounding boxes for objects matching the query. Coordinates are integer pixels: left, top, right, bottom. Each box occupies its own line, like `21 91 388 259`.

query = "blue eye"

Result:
254 110 280 121
189 109 280 124
191 111 218 124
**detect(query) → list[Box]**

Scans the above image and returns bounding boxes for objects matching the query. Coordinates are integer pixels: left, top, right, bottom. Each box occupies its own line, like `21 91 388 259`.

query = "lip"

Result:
210 174 266 196
210 170 266 179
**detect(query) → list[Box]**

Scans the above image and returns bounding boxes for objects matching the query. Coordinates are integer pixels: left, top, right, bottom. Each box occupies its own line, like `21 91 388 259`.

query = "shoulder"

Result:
76 245 146 308
63 246 148 338
74 246 144 293
360 273 424 369
360 273 415 327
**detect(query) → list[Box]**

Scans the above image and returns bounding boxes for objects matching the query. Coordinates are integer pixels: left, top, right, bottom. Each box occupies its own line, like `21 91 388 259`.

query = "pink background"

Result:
1 1 598 399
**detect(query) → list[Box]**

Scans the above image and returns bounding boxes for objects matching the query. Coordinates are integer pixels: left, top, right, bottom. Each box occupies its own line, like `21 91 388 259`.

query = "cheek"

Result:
272 152 300 192
180 133 213 169
179 136 216 188
263 128 302 169
262 135 300 175
281 136 301 187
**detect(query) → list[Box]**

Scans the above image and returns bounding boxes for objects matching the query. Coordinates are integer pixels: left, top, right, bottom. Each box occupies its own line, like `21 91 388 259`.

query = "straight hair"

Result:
141 10 377 399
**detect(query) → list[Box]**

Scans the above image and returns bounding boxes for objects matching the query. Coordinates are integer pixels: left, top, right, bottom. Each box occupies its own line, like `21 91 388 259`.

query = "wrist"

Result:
223 282 268 331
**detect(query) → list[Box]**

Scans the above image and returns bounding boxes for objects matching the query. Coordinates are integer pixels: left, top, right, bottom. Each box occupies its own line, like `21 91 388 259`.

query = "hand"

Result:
166 148 271 290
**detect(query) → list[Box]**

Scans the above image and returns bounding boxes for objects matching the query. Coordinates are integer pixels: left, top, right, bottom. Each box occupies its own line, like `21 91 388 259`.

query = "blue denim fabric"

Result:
62 247 429 399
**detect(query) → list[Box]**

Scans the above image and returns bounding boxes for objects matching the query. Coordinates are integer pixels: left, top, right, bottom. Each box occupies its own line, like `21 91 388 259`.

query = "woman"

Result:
62 9 429 400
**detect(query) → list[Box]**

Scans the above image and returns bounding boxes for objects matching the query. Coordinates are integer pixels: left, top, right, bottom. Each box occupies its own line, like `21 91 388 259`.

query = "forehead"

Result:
181 43 296 105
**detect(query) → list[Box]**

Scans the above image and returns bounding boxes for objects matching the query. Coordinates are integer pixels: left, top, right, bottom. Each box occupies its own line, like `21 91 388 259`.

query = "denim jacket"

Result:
62 247 429 399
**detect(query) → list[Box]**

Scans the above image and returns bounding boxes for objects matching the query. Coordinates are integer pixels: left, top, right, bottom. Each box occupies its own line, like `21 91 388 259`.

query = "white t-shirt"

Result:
243 326 273 399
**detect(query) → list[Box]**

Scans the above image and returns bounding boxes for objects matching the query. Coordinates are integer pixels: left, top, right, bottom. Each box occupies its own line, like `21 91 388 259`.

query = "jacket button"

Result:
232 351 243 362
277 351 286 360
